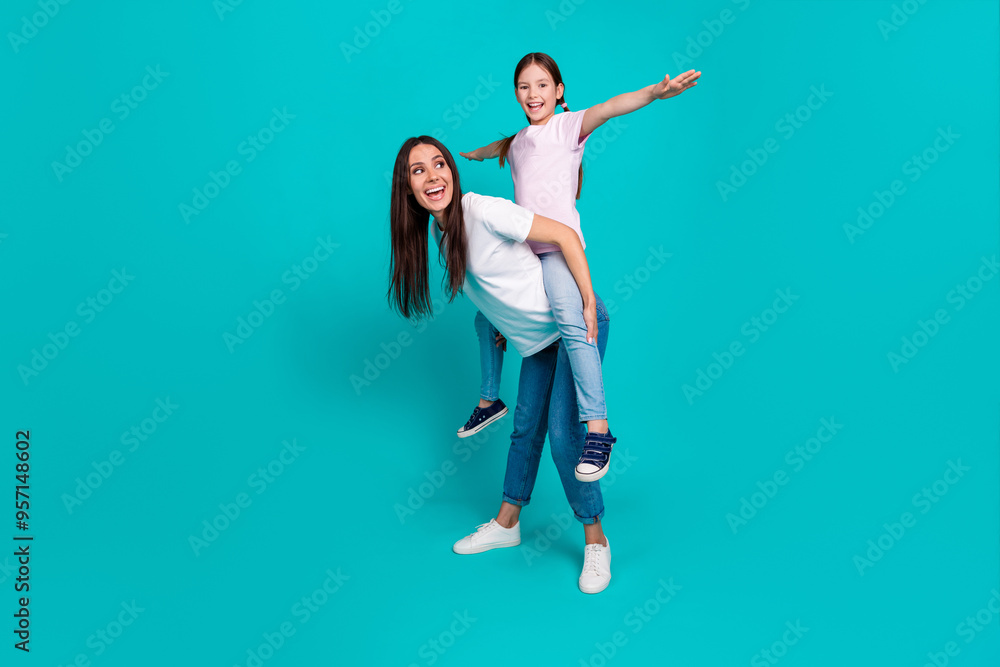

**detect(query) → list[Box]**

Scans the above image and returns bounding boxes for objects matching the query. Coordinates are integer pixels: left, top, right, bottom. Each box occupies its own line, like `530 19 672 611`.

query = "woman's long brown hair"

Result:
388 136 468 319
497 52 584 199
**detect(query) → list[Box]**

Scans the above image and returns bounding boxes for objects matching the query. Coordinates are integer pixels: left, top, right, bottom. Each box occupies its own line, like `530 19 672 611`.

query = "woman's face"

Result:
407 143 454 217
516 62 563 123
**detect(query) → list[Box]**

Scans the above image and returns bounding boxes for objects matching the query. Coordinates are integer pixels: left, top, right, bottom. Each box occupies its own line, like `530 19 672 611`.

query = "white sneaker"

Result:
452 519 520 555
579 539 611 594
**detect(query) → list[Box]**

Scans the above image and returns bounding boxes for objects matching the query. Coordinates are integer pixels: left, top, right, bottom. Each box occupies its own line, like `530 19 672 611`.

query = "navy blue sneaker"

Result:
457 400 508 438
575 430 617 482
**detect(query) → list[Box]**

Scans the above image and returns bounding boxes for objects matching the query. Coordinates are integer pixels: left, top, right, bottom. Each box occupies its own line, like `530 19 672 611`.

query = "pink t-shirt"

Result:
508 109 590 254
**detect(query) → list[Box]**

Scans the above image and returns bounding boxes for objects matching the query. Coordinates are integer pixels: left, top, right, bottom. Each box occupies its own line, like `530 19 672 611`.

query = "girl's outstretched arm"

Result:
460 139 505 161
580 69 701 136
525 215 598 343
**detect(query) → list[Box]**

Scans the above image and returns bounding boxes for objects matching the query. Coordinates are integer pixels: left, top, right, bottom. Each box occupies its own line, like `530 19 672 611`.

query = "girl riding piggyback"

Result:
456 52 700 483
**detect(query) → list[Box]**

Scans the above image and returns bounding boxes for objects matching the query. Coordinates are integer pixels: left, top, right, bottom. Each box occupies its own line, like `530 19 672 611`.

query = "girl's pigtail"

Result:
497 135 515 170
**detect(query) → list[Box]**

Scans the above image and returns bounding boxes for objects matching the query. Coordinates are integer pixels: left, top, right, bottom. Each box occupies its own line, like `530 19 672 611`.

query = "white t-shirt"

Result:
432 192 559 357
508 108 590 255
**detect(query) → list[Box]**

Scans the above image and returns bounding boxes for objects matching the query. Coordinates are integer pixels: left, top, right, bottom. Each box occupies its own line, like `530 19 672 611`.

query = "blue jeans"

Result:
538 251 607 421
502 295 610 524
474 310 503 402
474 252 608 420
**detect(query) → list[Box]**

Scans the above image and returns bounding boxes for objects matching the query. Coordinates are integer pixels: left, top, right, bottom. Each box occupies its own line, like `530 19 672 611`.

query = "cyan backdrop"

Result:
2 0 998 665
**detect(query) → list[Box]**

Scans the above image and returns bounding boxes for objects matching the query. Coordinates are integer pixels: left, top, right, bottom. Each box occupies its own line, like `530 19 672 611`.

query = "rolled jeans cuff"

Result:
502 493 530 507
574 507 605 525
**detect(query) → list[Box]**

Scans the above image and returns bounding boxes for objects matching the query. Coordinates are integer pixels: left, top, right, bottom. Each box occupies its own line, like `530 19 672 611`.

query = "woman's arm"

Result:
580 69 701 137
525 215 598 343
460 139 505 162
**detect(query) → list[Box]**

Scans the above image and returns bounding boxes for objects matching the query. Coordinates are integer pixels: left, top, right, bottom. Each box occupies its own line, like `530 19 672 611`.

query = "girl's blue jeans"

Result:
474 251 608 420
474 310 503 402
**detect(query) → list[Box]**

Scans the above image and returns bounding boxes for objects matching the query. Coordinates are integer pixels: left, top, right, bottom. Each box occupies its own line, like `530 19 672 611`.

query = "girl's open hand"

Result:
652 69 701 100
495 332 507 351
459 151 482 161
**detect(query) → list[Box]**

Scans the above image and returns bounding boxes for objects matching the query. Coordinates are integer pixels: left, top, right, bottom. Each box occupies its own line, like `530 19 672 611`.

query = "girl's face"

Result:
407 143 454 218
516 62 563 124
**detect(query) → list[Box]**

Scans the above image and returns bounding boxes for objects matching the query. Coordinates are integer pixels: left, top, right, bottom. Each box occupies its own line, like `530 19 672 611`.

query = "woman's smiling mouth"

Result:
425 185 446 201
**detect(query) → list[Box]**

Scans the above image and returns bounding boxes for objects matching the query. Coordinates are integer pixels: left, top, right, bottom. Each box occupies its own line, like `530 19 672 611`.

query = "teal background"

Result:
2 0 998 665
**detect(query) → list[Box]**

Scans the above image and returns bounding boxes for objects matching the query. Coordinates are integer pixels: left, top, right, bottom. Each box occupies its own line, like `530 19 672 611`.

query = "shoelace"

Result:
464 408 482 428
582 544 605 575
470 520 497 540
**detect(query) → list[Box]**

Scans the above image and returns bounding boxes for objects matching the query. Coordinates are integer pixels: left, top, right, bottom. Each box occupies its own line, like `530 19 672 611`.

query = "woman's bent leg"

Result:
549 298 614 592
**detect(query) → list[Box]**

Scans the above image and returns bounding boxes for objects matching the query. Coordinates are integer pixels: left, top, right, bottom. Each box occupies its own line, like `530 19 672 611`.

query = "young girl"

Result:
459 53 700 482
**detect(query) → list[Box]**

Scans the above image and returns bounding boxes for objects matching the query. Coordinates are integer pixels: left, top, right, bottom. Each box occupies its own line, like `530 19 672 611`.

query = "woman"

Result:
388 136 615 594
